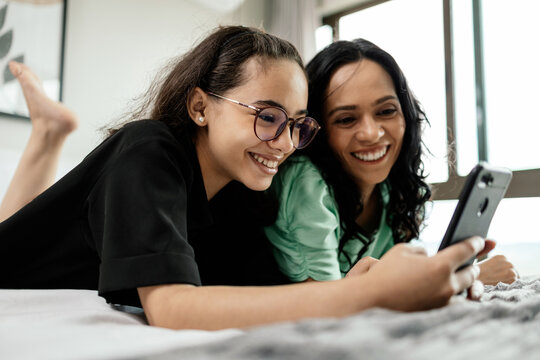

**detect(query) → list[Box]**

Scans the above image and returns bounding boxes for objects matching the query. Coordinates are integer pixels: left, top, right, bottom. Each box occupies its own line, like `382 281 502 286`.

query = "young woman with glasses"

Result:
264 38 517 286
0 26 488 330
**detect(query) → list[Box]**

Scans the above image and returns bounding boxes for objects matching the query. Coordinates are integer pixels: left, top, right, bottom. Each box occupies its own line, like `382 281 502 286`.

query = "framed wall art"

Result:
0 0 67 119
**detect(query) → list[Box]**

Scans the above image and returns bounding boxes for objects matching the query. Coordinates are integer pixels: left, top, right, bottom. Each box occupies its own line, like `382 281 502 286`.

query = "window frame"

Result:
322 0 540 200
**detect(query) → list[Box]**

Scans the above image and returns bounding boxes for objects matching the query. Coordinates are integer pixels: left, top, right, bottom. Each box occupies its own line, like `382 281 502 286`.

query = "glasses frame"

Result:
206 91 320 149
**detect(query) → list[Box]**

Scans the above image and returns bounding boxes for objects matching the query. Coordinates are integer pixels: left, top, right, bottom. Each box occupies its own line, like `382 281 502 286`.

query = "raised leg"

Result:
0 61 78 222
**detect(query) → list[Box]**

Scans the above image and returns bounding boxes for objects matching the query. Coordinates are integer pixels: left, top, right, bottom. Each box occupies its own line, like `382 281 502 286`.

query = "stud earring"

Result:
198 116 204 123
378 128 385 137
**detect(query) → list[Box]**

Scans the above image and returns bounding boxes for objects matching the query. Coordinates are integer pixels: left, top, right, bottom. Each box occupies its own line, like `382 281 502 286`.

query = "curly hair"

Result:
300 38 431 270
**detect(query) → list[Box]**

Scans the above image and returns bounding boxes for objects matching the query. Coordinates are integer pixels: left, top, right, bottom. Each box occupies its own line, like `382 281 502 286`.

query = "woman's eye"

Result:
259 114 277 123
378 108 397 116
335 117 355 125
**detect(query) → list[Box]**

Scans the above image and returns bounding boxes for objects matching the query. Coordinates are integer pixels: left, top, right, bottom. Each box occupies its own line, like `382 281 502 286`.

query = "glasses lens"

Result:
255 107 288 141
293 117 319 149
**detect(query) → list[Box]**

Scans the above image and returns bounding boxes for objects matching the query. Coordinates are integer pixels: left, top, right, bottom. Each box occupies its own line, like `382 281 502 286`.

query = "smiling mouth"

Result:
251 153 278 169
352 146 388 162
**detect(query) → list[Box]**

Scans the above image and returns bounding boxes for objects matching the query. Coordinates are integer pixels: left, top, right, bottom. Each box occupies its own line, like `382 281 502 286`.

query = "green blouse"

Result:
264 156 394 282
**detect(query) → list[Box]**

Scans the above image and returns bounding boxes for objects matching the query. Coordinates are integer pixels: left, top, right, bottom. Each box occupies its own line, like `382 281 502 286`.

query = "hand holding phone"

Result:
437 162 512 269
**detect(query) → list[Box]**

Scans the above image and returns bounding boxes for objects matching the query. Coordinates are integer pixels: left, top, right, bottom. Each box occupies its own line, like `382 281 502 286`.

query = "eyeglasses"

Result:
207 92 320 149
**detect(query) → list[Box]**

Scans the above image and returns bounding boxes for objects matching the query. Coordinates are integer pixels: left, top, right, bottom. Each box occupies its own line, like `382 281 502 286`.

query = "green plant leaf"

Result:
0 5 7 31
0 29 13 59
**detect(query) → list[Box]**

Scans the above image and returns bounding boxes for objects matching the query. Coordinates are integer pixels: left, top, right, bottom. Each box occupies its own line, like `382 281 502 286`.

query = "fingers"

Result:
455 264 481 294
477 254 519 285
436 236 484 271
477 239 496 258
466 279 485 300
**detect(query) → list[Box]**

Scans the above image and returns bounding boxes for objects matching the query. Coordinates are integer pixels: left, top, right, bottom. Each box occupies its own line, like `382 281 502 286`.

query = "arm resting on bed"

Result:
138 237 486 330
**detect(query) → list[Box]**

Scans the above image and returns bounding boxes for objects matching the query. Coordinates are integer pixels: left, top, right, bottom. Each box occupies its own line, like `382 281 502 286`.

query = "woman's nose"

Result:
269 123 294 154
355 116 382 142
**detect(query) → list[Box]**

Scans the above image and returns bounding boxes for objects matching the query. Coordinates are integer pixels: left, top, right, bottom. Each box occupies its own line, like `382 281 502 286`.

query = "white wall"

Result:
0 0 265 194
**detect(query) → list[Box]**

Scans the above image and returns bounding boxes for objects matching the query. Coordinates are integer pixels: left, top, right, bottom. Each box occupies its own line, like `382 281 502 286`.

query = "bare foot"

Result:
9 61 78 142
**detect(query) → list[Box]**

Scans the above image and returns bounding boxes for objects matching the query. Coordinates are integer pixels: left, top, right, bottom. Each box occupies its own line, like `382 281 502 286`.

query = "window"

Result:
321 0 540 272
479 1 540 171
337 0 448 183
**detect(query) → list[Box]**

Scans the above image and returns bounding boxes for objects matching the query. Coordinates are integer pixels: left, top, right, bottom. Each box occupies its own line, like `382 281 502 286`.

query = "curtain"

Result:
267 0 319 63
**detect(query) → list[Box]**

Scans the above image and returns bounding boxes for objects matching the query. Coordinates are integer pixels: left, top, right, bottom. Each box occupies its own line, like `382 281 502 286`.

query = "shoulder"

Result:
283 155 321 173
89 120 197 188
99 120 192 165
274 155 324 190
113 120 178 147
88 120 181 160
272 155 336 213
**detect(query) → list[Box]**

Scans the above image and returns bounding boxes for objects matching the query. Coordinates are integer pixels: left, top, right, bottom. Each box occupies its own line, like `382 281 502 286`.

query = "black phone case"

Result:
438 162 512 268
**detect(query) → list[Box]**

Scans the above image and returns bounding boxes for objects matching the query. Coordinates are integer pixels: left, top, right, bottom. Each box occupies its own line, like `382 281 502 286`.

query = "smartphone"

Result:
437 162 513 269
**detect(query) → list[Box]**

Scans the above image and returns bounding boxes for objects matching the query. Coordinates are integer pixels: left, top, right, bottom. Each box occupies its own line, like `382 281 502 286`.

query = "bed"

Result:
2 277 540 360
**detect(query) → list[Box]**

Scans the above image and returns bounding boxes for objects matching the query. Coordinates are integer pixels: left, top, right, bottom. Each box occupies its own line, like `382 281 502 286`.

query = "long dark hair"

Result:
301 39 431 268
109 25 304 138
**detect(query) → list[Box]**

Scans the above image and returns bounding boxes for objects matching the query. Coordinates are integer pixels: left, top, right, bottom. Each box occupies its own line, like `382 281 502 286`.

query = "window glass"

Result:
419 197 540 276
452 0 479 176
482 0 540 170
332 0 540 274
339 0 448 183
315 24 333 53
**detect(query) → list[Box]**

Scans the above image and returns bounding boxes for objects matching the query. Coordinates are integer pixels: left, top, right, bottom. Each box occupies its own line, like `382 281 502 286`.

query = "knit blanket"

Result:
147 278 540 360
2 279 539 360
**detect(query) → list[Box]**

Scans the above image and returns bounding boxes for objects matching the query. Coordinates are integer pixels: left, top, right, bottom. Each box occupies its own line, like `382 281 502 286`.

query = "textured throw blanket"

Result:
148 278 540 360
2 279 539 359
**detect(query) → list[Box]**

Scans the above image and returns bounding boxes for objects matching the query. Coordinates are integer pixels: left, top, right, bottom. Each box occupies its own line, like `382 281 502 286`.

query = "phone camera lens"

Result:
480 173 494 187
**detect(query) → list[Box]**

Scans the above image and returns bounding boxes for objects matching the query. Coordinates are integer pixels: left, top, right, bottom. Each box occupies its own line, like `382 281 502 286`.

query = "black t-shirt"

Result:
0 120 287 307
200 180 289 286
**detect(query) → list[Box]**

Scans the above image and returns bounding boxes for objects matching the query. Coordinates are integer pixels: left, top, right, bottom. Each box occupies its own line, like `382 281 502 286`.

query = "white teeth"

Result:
353 147 387 162
252 153 278 169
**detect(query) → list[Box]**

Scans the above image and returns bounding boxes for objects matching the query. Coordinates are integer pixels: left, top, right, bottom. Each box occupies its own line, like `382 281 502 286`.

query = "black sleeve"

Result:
86 135 201 302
